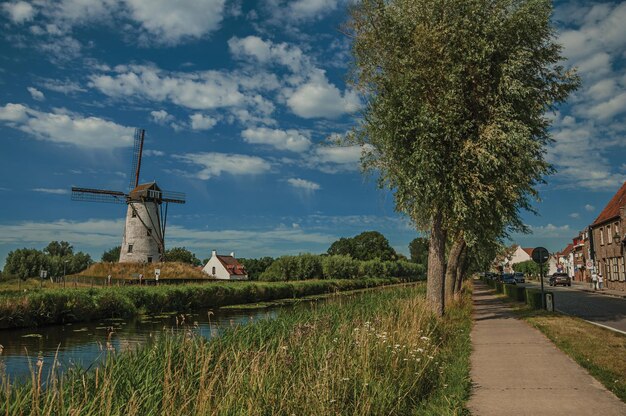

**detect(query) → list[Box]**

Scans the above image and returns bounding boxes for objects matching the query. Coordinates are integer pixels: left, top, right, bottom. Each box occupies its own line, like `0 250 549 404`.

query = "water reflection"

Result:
0 307 279 382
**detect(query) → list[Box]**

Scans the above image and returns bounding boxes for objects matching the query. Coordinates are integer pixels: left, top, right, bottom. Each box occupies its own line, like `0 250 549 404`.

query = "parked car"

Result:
549 272 571 287
502 273 517 285
513 272 525 283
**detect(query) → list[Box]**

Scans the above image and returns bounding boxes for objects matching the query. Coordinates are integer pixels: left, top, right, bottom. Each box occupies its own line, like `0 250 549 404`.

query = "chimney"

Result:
211 250 217 258
230 252 235 257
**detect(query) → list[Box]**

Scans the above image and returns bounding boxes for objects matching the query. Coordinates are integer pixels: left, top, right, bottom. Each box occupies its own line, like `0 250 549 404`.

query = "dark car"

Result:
513 272 525 283
549 272 571 287
502 273 517 285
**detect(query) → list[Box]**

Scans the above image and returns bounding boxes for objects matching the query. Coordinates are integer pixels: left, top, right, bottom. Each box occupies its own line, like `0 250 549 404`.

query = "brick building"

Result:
572 230 591 283
590 182 626 291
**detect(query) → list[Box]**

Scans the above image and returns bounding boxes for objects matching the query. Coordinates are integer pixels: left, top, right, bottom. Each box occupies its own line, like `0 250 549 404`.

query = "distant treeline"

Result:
3 241 93 280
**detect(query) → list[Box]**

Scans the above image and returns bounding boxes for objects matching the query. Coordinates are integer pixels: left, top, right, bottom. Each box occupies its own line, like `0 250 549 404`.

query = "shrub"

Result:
322 255 359 279
503 284 525 302
359 260 387 278
525 289 553 309
260 256 298 281
295 253 323 280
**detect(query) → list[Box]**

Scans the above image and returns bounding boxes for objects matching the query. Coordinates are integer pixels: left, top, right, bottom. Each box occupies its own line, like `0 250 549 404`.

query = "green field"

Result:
0 284 472 415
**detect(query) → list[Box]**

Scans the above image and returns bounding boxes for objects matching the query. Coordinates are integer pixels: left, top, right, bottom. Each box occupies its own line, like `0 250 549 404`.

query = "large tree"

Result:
408 237 429 266
348 0 578 315
165 247 202 266
101 246 121 263
327 231 397 261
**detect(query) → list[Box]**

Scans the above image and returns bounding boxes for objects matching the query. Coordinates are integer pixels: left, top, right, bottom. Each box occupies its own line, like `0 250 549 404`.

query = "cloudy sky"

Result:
0 0 625 266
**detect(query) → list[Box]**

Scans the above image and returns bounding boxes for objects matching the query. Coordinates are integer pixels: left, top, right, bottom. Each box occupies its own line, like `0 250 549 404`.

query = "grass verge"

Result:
520 310 626 402
0 284 472 415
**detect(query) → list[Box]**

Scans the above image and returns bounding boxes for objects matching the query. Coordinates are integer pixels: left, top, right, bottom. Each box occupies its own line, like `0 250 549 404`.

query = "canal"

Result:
0 305 281 383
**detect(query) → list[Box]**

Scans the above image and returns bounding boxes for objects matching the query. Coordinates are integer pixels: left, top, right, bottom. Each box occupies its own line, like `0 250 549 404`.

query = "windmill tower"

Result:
71 128 185 263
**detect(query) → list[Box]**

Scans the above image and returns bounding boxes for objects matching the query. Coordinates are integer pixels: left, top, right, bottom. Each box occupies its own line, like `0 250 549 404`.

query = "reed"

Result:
0 284 472 415
0 277 414 329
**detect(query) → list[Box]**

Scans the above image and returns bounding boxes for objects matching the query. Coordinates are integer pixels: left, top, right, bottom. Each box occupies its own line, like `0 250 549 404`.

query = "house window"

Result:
607 227 612 244
131 210 137 218
147 228 152 236
128 244 133 253
147 256 153 263
621 258 626 281
212 266 216 275
606 260 611 280
600 228 604 245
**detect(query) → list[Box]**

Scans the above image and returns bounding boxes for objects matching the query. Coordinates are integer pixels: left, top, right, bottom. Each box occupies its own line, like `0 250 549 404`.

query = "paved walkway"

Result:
467 281 626 416
571 280 626 299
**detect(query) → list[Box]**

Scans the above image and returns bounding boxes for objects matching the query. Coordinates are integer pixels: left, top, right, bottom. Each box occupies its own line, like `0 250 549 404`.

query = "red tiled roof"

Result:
217 255 247 276
592 181 626 226
522 247 534 257
559 243 574 256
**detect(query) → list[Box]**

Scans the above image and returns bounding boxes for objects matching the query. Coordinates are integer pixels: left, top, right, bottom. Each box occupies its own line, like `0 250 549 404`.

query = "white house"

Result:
202 250 248 280
499 245 534 272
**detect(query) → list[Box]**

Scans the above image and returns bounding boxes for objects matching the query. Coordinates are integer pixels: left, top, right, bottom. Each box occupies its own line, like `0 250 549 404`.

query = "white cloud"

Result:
125 0 225 44
150 109 173 124
241 127 311 152
547 3 626 190
40 79 86 94
585 204 595 212
143 149 164 157
307 143 372 173
286 71 360 119
32 188 69 195
2 1 35 23
27 87 45 101
0 219 124 247
0 103 134 148
569 213 580 219
287 178 321 191
89 64 275 112
6 0 226 46
264 0 344 24
228 36 307 72
174 152 272 180
189 113 218 130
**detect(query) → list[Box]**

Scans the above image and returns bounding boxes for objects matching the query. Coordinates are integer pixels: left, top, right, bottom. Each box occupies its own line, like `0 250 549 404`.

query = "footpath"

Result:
467 281 626 416
570 280 626 299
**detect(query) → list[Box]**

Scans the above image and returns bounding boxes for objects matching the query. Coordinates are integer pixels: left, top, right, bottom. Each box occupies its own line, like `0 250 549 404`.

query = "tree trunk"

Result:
455 244 468 296
445 236 465 306
426 212 447 317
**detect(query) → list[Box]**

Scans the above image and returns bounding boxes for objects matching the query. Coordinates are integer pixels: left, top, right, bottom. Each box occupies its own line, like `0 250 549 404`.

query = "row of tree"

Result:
4 241 93 279
347 0 579 315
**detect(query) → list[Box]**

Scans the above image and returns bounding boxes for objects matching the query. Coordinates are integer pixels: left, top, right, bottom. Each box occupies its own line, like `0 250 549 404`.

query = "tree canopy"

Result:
409 237 429 266
101 246 121 263
327 231 397 261
4 242 93 279
348 0 579 314
165 247 202 266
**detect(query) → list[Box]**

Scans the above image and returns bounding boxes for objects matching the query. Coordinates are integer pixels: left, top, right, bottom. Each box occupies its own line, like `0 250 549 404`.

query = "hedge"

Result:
480 277 553 310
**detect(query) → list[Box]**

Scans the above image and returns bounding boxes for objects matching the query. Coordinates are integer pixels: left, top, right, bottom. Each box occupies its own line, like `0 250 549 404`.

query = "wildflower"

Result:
420 336 430 341
342 377 349 381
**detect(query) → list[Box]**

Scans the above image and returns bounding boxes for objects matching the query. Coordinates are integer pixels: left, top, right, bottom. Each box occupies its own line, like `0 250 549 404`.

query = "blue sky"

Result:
0 0 625 267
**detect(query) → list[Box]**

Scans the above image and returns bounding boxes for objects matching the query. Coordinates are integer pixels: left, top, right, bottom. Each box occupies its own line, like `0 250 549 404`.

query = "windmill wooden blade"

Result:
71 187 127 204
129 128 145 191
161 190 186 204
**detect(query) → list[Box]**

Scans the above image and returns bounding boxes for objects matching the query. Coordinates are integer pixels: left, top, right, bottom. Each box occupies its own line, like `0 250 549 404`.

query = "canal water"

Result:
0 306 282 383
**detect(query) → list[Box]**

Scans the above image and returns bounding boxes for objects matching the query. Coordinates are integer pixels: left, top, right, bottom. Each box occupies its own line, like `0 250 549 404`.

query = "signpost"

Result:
531 247 550 310
155 268 160 285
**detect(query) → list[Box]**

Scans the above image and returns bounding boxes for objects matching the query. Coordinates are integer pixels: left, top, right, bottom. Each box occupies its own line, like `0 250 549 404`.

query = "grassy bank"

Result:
77 261 207 279
0 284 472 415
0 277 414 329
522 312 626 402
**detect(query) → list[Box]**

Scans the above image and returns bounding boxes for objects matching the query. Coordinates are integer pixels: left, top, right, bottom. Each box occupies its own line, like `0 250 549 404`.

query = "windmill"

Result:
71 128 185 263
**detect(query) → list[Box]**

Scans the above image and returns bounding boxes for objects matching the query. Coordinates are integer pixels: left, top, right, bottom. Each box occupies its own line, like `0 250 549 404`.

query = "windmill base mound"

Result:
78 262 207 280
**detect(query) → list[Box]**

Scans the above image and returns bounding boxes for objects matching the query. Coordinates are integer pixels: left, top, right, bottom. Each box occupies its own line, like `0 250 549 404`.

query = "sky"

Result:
0 0 625 267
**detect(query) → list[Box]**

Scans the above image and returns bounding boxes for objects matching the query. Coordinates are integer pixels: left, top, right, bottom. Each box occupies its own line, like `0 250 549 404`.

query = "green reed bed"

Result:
0 284 472 415
0 277 414 329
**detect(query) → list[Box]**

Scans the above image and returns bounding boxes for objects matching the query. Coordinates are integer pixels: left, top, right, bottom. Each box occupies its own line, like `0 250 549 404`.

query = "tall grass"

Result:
0 284 472 415
0 277 413 329
78 261 207 279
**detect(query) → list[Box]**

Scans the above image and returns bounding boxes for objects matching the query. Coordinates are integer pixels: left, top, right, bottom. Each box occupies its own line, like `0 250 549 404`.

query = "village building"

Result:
556 243 574 278
572 229 591 283
202 250 248 280
589 181 626 291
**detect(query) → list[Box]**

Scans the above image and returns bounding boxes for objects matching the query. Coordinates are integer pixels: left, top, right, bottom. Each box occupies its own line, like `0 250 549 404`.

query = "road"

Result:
522 281 626 333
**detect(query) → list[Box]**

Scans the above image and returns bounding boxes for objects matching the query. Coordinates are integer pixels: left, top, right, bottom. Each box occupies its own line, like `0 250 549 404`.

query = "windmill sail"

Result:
129 128 145 191
71 187 127 204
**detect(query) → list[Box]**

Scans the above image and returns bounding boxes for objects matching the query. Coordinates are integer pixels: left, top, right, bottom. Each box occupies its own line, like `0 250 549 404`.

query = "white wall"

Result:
119 201 162 263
